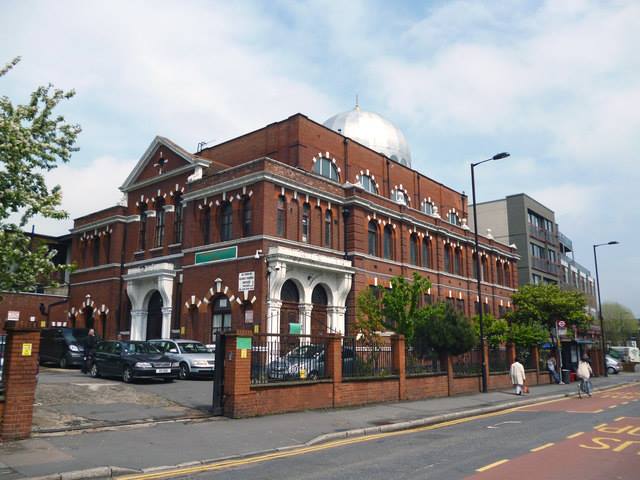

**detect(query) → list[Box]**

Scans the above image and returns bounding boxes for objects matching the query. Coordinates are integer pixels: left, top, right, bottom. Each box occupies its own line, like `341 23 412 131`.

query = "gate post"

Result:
391 335 406 400
1 320 41 441
223 330 256 418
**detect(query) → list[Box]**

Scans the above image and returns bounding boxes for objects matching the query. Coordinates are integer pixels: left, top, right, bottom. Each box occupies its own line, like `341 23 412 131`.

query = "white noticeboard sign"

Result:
238 271 255 292
7 310 20 322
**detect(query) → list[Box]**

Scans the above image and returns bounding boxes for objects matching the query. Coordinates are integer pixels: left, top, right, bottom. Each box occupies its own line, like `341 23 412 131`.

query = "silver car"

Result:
148 339 215 380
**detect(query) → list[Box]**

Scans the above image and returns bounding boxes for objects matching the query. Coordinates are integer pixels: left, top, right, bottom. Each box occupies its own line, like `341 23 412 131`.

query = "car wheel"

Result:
179 363 190 380
123 366 133 383
90 363 100 378
607 366 616 375
308 370 319 381
59 355 68 369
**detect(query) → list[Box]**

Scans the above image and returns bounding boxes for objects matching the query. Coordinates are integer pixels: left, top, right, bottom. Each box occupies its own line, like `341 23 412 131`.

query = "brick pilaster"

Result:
325 334 342 407
482 342 490 391
1 320 41 441
445 353 453 397
391 335 406 400
223 330 256 418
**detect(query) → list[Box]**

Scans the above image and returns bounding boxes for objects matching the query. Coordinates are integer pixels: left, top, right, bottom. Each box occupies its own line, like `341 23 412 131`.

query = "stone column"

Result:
266 299 282 335
1 321 41 441
130 308 147 341
327 306 346 335
161 306 172 339
299 303 313 344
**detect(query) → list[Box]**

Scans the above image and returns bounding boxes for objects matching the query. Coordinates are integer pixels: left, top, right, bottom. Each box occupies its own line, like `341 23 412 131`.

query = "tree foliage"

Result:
414 302 477 356
507 284 590 332
507 321 549 348
354 287 385 345
602 302 638 345
0 57 80 294
381 272 431 342
472 313 508 348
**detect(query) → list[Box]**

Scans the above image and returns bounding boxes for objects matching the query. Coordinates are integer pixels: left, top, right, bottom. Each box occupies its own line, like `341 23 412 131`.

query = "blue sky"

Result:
2 0 639 315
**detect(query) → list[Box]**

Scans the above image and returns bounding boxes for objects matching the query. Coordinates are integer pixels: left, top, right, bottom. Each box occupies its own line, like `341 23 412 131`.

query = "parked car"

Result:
90 341 179 383
609 346 640 363
148 339 215 379
606 354 622 374
39 327 89 368
267 344 326 381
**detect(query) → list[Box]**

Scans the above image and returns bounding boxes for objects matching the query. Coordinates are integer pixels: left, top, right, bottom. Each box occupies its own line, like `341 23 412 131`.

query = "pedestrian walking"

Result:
577 355 593 397
82 328 97 374
510 357 526 395
547 355 563 384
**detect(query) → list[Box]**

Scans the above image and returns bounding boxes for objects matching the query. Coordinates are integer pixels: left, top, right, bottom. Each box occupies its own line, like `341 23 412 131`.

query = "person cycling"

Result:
576 355 593 398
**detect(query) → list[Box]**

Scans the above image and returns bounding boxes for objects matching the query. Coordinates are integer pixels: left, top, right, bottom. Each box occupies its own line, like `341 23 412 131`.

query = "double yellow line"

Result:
120 383 636 480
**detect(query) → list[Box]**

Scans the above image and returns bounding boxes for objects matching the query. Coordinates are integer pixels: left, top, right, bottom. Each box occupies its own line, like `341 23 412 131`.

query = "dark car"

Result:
90 341 179 383
39 327 89 368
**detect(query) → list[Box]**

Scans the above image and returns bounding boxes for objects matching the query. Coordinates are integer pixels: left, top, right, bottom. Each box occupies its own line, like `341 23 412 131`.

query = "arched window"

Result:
242 198 252 237
139 206 147 250
393 190 408 205
448 211 461 226
383 225 393 260
324 210 332 248
481 256 489 282
276 196 286 237
93 236 100 266
212 296 232 337
314 157 339 181
359 175 378 194
472 253 479 279
496 260 504 285
155 205 165 248
409 234 418 265
454 248 462 275
368 220 378 256
504 264 511 287
444 245 452 273
220 202 232 241
281 279 300 303
301 203 310 243
173 194 183 244
421 238 431 268
202 207 211 244
421 201 434 215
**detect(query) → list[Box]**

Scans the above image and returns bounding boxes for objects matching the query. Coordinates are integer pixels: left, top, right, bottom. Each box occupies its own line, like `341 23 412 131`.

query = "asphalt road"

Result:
123 383 640 480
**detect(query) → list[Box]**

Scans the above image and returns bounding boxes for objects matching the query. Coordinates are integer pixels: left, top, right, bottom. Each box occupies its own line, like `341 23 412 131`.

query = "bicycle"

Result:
577 377 592 398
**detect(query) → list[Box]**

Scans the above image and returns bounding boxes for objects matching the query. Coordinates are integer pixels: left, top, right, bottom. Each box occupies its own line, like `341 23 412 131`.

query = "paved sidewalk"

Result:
1 373 638 479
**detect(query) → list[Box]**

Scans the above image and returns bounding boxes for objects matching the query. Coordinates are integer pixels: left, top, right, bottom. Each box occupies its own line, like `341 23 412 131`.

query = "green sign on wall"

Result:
237 337 252 350
195 246 237 264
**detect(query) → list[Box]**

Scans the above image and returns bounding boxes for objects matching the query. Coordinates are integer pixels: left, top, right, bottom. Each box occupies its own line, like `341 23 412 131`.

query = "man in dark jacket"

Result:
82 329 97 374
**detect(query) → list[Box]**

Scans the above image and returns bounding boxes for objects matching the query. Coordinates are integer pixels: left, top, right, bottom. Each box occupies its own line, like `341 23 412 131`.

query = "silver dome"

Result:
323 105 412 167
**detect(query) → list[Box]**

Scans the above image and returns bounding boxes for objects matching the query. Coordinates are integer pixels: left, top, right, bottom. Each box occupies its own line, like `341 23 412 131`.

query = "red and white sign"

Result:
557 320 566 328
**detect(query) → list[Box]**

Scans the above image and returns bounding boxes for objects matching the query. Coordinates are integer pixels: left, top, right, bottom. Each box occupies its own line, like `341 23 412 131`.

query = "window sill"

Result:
133 250 145 256
168 243 182 248
149 247 164 252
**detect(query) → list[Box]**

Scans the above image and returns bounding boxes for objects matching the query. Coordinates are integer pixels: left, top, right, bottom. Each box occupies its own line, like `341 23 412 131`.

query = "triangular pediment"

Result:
120 136 210 192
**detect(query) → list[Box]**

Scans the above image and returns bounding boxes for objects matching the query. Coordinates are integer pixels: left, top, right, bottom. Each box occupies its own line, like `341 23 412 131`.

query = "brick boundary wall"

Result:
0 319 41 441
222 332 546 418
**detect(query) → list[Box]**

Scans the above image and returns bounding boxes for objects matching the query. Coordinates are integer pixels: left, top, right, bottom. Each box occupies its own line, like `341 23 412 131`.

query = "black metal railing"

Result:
488 347 509 373
250 333 330 385
342 337 394 378
538 347 552 372
452 348 483 377
518 346 536 370
406 338 444 375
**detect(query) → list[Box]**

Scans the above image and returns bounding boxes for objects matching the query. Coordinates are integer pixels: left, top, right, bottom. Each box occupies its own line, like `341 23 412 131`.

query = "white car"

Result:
148 339 215 379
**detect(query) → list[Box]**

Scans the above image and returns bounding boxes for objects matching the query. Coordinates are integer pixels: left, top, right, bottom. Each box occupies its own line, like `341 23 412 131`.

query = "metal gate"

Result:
211 333 225 415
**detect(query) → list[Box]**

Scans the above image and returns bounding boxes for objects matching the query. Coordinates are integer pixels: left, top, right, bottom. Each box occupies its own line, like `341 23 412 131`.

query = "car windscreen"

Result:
63 329 88 343
178 342 209 354
288 345 322 359
123 342 161 354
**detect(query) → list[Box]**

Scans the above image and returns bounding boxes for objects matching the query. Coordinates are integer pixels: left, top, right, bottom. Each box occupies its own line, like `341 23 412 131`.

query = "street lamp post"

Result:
593 241 619 377
471 152 510 393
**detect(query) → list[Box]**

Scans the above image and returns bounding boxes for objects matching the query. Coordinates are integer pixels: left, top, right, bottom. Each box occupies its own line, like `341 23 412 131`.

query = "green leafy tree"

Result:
472 314 509 348
0 57 79 294
507 284 590 335
507 321 549 348
414 302 477 356
354 287 385 342
602 302 638 345
382 272 431 342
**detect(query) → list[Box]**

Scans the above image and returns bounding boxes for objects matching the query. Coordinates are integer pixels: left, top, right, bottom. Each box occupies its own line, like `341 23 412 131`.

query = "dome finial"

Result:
355 94 360 111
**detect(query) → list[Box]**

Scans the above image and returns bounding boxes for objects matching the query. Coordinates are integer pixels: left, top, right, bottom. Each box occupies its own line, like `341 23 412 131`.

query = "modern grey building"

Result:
470 193 561 287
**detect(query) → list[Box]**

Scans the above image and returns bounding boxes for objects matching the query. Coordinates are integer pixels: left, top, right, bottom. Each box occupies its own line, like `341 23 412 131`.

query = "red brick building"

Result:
60 108 519 342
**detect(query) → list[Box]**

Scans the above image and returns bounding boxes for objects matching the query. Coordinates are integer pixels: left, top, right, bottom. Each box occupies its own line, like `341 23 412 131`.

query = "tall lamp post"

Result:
471 152 510 393
593 241 619 377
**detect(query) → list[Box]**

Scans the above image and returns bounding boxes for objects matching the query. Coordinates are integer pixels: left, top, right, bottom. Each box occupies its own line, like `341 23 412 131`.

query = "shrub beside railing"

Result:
452 348 483 377
406 338 445 375
517 346 536 370
488 347 509 373
342 337 394 378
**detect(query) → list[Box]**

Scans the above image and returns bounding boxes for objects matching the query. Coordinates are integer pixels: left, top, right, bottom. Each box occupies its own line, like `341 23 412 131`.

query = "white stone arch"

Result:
266 246 353 336
123 262 176 340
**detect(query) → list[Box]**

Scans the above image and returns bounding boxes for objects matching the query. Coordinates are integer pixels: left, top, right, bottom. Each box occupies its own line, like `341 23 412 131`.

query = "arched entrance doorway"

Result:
147 291 163 340
211 296 232 342
280 279 300 335
311 285 328 337
83 306 95 330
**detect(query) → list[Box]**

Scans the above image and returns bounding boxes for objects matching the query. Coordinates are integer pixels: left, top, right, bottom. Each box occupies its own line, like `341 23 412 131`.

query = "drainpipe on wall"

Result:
116 221 128 334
